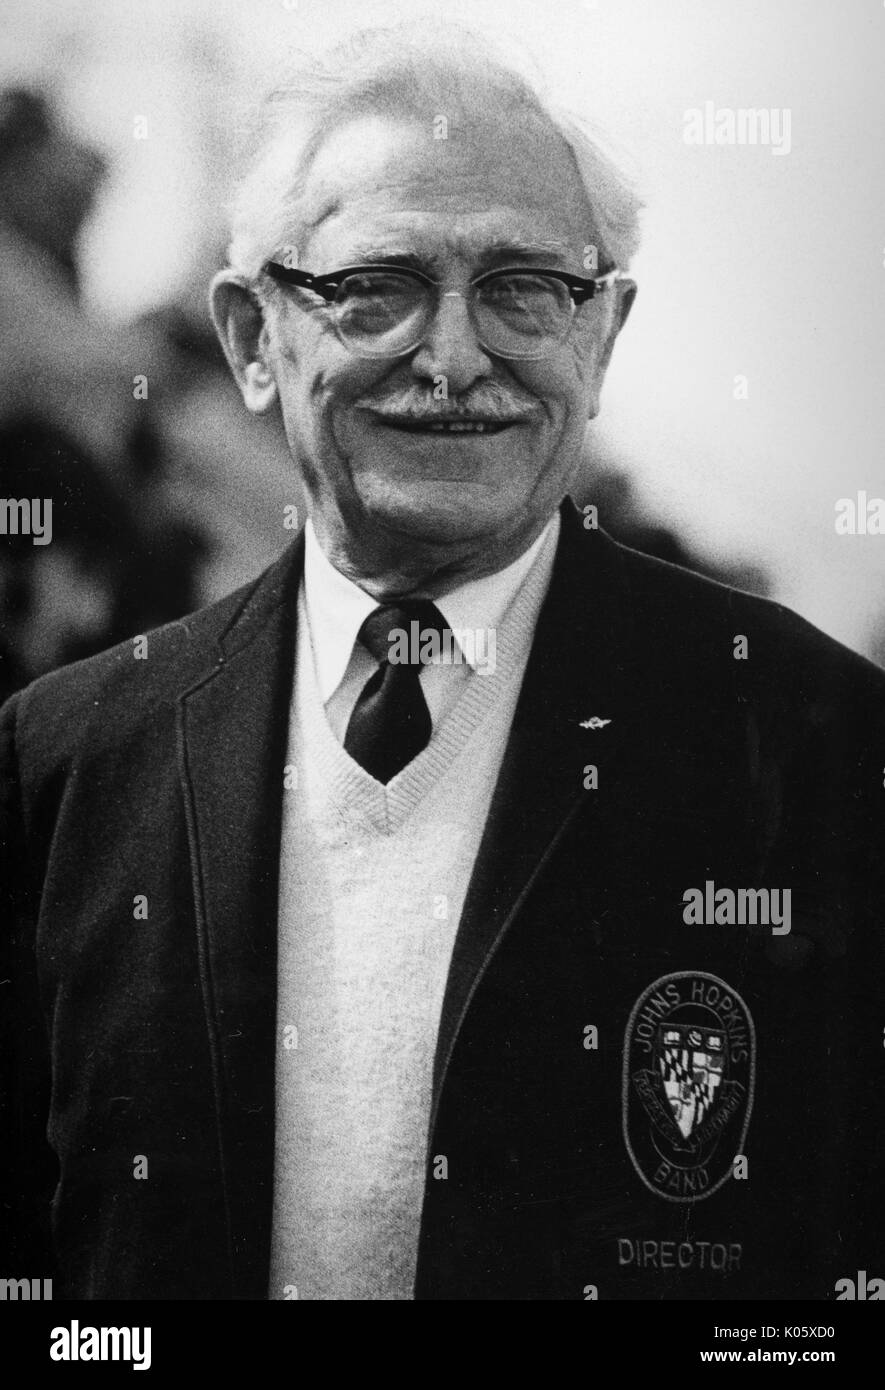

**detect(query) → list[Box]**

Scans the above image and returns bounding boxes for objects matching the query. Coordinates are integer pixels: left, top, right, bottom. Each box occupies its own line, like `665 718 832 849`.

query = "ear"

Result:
209 270 279 414
586 277 637 418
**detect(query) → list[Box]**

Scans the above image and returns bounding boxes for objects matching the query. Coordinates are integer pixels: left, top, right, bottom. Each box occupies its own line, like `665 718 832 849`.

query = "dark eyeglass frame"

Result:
262 260 622 306
260 259 623 360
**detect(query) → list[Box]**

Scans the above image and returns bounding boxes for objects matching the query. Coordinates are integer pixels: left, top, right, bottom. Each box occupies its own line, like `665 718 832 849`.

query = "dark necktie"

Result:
343 599 449 783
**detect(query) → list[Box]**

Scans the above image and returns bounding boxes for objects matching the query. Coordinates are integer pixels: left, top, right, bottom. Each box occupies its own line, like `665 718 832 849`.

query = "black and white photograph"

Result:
1 0 884 1358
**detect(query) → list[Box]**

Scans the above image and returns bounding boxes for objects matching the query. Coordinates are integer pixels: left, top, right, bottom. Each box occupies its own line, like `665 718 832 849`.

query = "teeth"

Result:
380 415 513 433
427 421 490 432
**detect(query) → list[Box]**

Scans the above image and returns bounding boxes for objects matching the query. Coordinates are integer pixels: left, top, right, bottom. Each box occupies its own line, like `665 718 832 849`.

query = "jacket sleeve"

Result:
0 691 58 1276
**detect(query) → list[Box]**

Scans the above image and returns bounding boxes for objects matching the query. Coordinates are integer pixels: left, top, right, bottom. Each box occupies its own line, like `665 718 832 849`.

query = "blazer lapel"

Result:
176 507 640 1287
431 502 638 1124
177 536 303 1299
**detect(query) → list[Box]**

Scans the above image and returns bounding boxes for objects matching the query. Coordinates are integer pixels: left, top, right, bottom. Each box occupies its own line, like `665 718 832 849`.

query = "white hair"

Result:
227 23 643 283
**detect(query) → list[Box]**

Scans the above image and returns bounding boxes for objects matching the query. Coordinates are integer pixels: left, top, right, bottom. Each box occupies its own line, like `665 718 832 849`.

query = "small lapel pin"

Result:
579 716 612 730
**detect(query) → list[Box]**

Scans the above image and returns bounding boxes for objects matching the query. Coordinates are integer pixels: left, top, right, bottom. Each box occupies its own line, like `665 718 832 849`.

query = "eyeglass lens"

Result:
332 271 573 358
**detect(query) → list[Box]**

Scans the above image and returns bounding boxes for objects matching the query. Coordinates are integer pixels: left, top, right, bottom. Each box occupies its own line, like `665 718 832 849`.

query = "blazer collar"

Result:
430 499 638 1127
175 503 638 1293
177 534 303 1298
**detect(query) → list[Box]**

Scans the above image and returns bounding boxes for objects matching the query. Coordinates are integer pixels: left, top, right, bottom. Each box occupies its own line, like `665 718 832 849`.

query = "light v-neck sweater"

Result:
268 536 557 1300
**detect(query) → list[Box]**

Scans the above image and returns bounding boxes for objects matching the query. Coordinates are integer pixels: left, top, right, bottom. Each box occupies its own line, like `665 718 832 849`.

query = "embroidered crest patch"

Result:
622 971 755 1203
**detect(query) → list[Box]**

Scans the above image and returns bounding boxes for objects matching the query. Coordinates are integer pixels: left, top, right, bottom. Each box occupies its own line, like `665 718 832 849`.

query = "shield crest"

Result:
622 971 755 1203
659 1024 726 1140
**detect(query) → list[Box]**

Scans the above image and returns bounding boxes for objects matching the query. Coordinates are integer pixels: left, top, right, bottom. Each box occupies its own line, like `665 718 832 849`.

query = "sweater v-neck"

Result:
292 536 556 835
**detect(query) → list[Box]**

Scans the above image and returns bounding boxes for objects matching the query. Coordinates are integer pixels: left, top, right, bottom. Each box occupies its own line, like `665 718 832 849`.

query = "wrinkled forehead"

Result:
294 112 598 272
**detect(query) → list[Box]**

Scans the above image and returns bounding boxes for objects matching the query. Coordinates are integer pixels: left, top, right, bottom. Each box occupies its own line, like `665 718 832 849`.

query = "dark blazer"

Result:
2 499 884 1300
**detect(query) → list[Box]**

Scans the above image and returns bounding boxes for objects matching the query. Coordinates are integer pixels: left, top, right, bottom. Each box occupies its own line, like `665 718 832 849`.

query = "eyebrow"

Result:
340 239 575 273
480 239 574 265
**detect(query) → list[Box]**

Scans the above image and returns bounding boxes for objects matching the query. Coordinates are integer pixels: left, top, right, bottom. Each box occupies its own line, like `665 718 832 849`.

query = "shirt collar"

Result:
303 510 561 703
433 512 559 659
303 522 378 704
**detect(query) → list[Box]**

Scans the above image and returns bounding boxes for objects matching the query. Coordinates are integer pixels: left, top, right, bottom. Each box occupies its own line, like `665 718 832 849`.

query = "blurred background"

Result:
1 0 884 699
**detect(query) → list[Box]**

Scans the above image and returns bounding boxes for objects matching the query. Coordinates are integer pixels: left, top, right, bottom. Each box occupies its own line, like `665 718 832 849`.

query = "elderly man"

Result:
2 27 884 1303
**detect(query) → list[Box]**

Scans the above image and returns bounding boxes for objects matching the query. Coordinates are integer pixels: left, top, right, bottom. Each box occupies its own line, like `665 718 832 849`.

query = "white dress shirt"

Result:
303 511 561 743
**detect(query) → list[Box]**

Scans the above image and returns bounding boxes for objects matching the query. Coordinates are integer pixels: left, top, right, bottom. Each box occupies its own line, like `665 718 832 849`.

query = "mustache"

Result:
354 382 536 421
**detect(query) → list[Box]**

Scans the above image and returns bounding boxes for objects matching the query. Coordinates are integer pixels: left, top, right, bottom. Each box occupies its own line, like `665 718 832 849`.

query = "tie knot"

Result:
358 600 448 666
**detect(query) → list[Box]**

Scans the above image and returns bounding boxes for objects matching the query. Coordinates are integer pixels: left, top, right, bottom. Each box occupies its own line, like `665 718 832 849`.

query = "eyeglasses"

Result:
261 259 623 361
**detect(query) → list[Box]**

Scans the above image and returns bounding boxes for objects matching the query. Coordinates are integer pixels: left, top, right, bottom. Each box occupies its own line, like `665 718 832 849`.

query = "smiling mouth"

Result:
373 416 517 435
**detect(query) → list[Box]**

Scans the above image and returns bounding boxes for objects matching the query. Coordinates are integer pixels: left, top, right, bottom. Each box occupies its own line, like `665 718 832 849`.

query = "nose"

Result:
409 290 493 394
